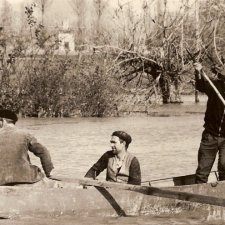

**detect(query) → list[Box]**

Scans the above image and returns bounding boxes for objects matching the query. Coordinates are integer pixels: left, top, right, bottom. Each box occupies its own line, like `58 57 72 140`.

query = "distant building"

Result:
57 21 75 54
58 31 75 53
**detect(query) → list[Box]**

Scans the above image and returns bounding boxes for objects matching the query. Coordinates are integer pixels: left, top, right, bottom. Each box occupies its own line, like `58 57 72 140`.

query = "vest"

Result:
106 152 134 183
0 126 44 185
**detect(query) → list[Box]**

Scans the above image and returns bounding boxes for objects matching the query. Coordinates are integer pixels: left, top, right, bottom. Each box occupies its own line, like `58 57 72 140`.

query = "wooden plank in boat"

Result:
51 177 225 207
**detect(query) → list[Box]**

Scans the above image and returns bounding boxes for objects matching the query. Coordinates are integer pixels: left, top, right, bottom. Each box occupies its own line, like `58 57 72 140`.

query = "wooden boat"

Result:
0 176 225 221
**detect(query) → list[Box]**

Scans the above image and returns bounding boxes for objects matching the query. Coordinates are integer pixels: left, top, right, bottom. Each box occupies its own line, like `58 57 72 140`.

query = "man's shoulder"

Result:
126 152 140 164
104 150 114 157
126 151 135 158
14 127 31 136
99 150 115 160
0 125 22 134
13 128 37 141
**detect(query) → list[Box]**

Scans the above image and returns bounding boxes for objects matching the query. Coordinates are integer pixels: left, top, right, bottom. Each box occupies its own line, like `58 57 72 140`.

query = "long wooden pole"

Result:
202 71 225 106
186 48 225 106
50 176 225 207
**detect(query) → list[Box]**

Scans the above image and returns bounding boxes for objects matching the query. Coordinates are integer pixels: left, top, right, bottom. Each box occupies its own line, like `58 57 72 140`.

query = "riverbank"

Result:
17 94 206 118
147 95 207 117
119 94 207 117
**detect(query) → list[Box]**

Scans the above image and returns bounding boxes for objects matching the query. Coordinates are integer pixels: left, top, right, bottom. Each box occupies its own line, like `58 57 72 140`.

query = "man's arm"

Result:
85 152 110 179
194 63 208 93
128 157 141 185
27 135 54 177
194 63 220 95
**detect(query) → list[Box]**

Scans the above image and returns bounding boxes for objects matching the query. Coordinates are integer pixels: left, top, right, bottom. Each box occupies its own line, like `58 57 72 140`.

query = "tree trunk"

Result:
159 72 170 104
195 0 200 103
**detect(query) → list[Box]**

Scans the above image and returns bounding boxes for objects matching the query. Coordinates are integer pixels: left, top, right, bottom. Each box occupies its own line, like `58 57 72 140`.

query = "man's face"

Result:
110 136 125 155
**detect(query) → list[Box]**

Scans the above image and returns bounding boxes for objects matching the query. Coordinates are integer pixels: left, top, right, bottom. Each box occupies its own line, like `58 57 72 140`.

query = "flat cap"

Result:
0 109 18 122
112 131 132 145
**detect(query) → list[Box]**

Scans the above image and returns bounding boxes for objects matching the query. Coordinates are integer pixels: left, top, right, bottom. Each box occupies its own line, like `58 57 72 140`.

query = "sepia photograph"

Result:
0 0 225 224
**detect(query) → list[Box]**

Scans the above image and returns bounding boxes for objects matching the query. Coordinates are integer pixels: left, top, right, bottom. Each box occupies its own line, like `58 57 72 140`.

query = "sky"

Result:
2 0 196 28
5 0 196 13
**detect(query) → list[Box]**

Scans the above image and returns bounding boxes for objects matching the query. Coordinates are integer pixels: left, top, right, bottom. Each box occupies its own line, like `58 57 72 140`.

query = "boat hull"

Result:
0 180 225 220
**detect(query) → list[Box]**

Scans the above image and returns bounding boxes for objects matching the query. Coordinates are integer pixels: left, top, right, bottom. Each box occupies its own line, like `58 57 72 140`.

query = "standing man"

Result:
194 63 225 183
0 109 54 185
85 131 141 185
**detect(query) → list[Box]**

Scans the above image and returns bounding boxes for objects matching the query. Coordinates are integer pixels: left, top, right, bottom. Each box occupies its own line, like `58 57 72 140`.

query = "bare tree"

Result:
92 0 108 44
69 0 86 45
111 1 145 49
0 0 13 86
106 0 194 105
0 0 13 31
36 0 52 25
194 0 200 103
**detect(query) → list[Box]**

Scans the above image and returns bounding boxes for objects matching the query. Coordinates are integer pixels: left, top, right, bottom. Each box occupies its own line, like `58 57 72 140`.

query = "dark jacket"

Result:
195 71 225 137
85 150 141 185
0 125 54 185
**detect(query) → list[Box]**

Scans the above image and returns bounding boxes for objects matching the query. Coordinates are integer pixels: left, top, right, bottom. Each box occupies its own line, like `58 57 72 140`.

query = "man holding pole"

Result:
194 63 225 183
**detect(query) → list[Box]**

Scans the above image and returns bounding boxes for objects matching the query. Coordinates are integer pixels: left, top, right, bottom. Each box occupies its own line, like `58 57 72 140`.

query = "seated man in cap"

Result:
0 109 54 185
85 131 141 185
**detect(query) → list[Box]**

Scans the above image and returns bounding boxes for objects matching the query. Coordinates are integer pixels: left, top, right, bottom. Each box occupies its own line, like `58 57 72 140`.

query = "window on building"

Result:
64 42 70 50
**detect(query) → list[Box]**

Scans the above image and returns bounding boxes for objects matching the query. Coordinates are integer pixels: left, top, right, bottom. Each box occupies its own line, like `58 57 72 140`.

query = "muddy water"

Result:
4 101 224 224
18 112 217 184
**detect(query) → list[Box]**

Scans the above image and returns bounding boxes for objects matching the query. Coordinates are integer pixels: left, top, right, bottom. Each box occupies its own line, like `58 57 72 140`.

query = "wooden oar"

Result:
94 186 126 217
50 176 225 207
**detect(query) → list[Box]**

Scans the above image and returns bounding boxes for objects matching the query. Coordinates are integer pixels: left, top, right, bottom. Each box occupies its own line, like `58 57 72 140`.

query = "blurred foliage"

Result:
1 0 225 116
0 3 119 117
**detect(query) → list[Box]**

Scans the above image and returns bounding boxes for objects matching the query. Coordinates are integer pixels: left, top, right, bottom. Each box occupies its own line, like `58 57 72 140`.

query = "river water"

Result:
17 109 217 184
18 114 204 182
10 101 223 225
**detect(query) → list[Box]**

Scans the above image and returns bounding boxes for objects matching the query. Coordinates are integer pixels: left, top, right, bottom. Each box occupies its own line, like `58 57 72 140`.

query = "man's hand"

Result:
45 169 56 179
193 63 203 80
193 62 203 72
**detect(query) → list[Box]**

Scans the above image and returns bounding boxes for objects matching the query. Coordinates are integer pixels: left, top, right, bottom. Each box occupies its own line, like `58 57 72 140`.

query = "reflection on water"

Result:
17 114 217 183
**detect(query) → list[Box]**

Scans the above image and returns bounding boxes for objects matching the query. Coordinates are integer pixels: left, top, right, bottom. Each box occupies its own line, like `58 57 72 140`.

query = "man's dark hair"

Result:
112 131 132 149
